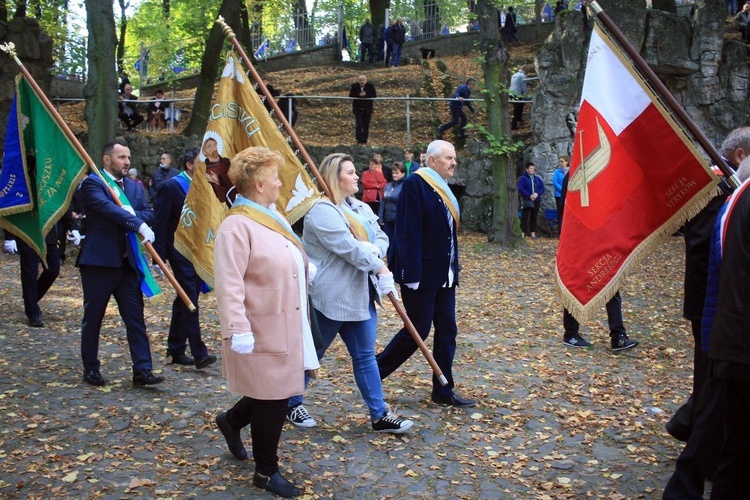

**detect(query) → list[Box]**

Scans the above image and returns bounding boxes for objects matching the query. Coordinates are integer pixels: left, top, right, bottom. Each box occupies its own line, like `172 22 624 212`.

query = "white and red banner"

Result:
556 23 720 321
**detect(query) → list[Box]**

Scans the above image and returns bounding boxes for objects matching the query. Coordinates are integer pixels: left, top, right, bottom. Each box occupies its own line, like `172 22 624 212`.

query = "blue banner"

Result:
0 93 33 215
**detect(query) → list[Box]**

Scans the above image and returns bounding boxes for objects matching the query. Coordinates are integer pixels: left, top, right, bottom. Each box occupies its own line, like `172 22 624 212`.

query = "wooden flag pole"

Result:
215 17 448 386
586 1 740 189
0 42 197 312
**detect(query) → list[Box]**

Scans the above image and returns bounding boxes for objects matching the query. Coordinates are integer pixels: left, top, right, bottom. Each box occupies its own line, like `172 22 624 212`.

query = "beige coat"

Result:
214 213 305 400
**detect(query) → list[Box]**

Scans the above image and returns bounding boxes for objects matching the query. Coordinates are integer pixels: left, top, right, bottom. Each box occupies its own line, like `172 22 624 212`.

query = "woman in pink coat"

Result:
213 147 316 498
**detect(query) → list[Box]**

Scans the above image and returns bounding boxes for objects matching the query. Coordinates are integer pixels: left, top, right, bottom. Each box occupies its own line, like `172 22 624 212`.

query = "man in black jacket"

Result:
390 17 406 67
153 146 217 370
359 18 376 63
667 127 749 442
349 75 377 146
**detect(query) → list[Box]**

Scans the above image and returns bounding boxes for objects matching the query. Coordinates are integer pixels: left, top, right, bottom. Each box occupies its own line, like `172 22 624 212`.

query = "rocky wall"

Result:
0 17 54 138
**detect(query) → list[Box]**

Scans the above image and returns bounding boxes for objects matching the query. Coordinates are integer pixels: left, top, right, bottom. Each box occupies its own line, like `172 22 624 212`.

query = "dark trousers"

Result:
512 102 524 129
19 240 60 320
80 263 153 372
520 203 540 236
439 106 468 137
167 259 208 360
118 111 143 131
663 375 725 498
505 26 520 44
563 292 626 338
385 42 393 67
377 285 457 398
365 201 380 215
360 42 374 62
354 110 372 144
667 318 711 439
555 196 564 223
711 376 750 497
225 396 289 475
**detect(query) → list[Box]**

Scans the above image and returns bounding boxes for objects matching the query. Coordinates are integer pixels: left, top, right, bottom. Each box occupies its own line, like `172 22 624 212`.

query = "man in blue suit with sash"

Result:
77 140 164 387
153 146 217 370
377 140 476 408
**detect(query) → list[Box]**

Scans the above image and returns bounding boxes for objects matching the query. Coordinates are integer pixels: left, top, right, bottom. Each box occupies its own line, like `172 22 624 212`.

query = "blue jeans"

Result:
289 301 387 421
391 43 403 67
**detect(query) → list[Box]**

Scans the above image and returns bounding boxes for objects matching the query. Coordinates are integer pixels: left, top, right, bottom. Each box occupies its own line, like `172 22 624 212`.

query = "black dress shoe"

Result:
253 471 301 498
28 317 44 328
432 393 477 408
132 369 164 387
83 370 106 387
168 353 195 366
195 354 217 369
215 412 247 460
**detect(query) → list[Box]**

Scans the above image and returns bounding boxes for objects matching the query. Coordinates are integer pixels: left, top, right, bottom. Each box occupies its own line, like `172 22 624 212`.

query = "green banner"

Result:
0 74 88 263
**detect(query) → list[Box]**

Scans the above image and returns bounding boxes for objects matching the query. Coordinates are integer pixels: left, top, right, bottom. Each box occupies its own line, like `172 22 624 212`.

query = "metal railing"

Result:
52 93 534 142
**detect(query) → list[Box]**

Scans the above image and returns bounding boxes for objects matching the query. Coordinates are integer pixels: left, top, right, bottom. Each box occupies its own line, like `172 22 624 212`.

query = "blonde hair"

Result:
229 147 283 197
319 153 354 205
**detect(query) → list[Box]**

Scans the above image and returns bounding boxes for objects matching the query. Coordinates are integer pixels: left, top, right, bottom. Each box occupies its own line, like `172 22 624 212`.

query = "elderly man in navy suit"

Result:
153 146 217 370
77 140 164 387
377 140 476 408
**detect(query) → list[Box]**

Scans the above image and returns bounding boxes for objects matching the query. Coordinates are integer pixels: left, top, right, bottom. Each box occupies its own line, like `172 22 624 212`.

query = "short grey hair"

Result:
128 168 138 177
736 155 750 183
425 140 452 163
720 127 750 163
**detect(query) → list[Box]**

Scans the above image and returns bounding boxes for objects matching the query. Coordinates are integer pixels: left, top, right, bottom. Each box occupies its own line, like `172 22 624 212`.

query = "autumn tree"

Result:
84 0 118 161
182 0 245 137
477 0 522 245
116 0 129 73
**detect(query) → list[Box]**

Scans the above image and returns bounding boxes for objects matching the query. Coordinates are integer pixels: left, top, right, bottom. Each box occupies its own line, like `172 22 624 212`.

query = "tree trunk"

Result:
477 0 521 245
370 0 389 41
239 2 251 52
183 0 243 137
84 0 118 161
534 0 542 41
116 0 128 74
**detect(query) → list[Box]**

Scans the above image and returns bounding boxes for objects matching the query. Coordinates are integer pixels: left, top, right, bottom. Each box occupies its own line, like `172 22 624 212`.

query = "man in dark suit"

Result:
77 140 163 387
153 146 217 370
377 139 476 408
4 220 68 328
349 75 376 146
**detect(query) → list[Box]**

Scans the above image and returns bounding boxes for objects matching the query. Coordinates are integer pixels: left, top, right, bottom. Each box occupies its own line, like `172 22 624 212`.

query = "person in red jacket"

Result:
361 157 387 214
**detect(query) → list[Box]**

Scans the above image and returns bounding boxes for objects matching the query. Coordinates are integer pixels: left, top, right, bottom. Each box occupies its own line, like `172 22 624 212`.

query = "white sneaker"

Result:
286 404 317 428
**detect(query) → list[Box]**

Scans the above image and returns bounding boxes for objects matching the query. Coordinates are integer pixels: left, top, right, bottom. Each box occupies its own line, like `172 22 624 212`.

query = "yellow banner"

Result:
174 50 319 286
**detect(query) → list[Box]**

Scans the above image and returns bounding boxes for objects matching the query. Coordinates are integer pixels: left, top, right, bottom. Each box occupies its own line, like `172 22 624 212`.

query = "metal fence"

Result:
53 90 538 144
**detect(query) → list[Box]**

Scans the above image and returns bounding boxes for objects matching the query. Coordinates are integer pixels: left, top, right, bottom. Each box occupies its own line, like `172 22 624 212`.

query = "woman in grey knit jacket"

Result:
286 153 415 434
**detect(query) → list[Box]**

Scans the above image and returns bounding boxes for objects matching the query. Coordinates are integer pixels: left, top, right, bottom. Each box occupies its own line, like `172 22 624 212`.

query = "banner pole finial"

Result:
215 16 236 40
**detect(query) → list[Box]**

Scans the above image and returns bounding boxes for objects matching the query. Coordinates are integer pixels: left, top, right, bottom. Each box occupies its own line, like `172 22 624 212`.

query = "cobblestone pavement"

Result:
0 234 697 498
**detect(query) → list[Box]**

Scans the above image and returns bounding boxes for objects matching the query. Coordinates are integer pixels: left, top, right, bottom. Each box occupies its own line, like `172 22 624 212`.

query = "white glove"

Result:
231 332 255 354
138 223 155 244
308 262 318 285
67 230 84 246
378 273 399 300
361 241 381 258
121 205 136 216
405 282 420 290
4 240 18 254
